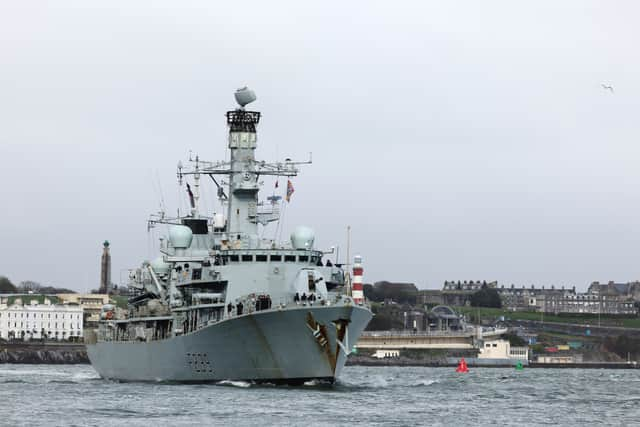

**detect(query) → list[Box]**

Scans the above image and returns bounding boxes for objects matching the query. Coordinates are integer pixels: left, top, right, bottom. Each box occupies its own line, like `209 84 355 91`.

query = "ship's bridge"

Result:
218 249 325 266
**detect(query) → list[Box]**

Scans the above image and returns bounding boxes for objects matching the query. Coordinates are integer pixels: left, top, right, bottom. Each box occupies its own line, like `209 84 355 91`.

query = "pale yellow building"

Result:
56 294 110 324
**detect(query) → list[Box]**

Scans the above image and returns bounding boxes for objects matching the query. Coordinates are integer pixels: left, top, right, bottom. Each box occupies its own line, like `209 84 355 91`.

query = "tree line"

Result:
0 276 75 294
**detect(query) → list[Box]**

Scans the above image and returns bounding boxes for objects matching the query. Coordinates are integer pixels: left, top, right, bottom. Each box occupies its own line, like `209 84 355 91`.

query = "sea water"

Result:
1 364 638 426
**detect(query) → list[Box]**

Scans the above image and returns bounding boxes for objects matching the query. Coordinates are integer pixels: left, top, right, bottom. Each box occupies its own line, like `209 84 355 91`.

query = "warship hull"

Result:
87 305 371 383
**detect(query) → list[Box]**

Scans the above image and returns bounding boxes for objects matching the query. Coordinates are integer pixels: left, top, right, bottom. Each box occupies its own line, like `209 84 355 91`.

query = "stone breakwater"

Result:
0 343 89 364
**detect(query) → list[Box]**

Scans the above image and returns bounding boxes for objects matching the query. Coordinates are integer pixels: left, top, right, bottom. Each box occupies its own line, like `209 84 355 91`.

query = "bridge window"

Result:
229 255 239 262
255 255 267 262
284 255 296 262
298 256 309 262
241 255 253 262
192 269 202 280
270 255 282 262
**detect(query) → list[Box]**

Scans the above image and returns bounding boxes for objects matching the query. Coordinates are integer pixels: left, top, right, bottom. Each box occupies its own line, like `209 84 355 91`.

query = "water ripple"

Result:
1 364 639 426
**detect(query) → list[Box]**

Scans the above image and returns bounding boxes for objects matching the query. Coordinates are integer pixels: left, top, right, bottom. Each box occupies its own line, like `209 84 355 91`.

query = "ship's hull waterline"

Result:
87 305 372 384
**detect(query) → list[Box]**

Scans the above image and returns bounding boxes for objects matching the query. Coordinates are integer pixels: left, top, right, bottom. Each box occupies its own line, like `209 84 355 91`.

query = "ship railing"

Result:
222 291 347 320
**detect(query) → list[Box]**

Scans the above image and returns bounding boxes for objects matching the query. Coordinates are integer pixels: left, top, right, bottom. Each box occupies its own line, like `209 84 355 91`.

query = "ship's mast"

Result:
176 87 311 249
226 106 261 247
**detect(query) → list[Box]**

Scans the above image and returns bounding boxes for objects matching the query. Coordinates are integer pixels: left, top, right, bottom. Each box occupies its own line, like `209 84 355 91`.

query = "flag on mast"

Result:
286 180 295 202
186 183 195 208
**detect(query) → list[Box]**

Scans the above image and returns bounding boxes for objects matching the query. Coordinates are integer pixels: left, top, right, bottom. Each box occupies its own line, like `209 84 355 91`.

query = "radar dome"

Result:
234 87 256 107
169 225 193 249
150 256 171 275
290 226 315 250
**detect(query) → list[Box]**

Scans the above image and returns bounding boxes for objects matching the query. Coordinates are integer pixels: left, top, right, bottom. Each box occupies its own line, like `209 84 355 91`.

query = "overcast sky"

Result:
1 1 639 292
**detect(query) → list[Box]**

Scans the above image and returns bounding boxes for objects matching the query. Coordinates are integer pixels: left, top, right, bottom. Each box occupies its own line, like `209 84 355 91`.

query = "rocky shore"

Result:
0 343 89 364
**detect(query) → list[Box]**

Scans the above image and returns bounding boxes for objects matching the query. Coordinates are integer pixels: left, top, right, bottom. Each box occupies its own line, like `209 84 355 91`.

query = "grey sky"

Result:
1 1 639 292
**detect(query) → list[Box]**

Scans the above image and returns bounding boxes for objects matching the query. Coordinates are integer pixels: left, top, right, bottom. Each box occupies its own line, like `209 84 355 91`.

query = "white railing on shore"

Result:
362 326 508 338
362 329 475 338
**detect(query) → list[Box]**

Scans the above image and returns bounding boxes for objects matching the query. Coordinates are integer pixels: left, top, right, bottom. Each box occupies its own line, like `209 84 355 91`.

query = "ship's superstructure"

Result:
86 88 372 383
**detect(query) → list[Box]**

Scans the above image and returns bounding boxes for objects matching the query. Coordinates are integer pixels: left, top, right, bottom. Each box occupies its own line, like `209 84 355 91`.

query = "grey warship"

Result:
86 88 372 384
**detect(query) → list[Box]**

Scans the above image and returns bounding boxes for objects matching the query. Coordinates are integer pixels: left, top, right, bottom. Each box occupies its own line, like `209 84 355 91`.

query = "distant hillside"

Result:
16 280 76 295
363 281 418 305
0 276 17 293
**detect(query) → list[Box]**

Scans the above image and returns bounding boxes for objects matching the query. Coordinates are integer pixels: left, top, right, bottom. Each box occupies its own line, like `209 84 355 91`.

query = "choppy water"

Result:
1 364 639 426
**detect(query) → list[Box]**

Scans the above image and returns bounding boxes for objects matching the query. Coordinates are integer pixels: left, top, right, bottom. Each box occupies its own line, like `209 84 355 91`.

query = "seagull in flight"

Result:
601 83 614 93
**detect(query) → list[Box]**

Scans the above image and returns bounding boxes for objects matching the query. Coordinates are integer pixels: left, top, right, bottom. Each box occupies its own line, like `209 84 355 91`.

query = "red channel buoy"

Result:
456 357 469 373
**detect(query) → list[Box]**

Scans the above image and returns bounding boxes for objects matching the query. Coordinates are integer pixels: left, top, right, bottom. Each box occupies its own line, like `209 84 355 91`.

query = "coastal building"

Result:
416 280 498 307
536 354 583 364
0 295 83 341
498 283 637 315
403 310 425 332
56 294 110 325
372 349 400 359
443 280 497 292
478 339 528 361
588 281 640 300
498 284 575 311
415 289 444 306
539 292 636 315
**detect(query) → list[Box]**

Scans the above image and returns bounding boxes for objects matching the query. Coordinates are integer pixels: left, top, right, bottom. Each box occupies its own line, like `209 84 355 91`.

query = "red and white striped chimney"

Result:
352 255 364 305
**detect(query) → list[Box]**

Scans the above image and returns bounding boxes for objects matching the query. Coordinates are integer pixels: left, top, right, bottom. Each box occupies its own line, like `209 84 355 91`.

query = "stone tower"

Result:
99 240 112 294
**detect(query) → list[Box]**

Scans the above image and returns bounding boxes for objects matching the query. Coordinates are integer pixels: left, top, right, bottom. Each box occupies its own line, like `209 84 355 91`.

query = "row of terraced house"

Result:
417 280 638 315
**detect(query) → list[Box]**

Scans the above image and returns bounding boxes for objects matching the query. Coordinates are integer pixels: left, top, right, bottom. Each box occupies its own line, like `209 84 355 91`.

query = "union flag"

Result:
286 180 295 202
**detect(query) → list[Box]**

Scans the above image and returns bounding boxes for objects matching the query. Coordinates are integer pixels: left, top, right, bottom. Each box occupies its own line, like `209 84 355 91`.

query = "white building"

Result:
479 339 528 361
0 295 83 341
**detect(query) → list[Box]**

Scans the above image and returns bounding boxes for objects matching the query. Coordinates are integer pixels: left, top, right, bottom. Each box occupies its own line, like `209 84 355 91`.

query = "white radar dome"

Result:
169 225 193 249
150 256 171 275
290 226 315 250
234 87 256 107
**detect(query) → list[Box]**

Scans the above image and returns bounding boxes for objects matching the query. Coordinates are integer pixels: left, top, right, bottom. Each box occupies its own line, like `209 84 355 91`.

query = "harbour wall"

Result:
0 342 89 364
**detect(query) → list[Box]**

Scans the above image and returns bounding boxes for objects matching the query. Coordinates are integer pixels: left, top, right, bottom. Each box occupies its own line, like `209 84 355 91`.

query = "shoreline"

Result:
346 358 639 369
0 342 89 364
1 342 637 369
